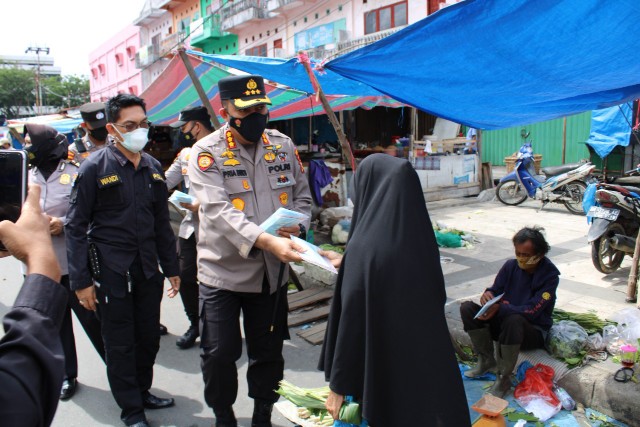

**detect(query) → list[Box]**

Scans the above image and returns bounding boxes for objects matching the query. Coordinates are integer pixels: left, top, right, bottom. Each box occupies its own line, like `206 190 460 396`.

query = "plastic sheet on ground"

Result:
459 364 627 426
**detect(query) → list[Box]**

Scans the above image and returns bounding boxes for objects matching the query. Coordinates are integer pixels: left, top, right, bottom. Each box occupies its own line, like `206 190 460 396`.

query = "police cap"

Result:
79 102 108 128
170 106 212 128
218 75 271 109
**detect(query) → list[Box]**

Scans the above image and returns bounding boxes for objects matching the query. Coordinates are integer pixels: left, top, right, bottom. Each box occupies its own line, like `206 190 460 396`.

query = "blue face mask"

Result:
114 127 149 153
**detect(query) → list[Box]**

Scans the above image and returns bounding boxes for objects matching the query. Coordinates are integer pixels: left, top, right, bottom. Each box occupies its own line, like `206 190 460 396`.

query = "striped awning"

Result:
141 54 403 125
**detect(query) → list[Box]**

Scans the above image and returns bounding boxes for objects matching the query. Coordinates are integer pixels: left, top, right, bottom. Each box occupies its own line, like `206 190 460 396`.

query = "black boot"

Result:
252 399 274 427
176 323 199 349
214 406 237 427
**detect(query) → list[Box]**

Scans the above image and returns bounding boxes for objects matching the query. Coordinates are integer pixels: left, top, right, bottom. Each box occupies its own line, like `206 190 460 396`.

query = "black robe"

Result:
319 154 470 427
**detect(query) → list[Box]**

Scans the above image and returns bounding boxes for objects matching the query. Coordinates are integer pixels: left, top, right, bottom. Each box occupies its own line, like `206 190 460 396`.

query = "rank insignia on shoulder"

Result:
231 197 245 211
198 152 214 171
152 172 164 182
97 173 121 188
264 152 276 163
59 173 71 185
279 192 289 205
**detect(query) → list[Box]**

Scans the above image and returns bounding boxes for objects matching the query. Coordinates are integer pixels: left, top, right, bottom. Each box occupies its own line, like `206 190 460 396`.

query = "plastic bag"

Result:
514 364 561 422
587 333 605 351
602 325 625 355
582 182 597 219
610 308 640 342
548 320 588 359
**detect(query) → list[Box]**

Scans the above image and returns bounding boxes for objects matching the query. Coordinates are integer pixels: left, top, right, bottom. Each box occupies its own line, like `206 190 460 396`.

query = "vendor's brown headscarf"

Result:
24 124 68 180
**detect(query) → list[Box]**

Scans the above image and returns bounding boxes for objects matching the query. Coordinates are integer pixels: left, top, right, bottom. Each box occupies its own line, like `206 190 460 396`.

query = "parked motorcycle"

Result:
496 142 595 214
587 172 640 273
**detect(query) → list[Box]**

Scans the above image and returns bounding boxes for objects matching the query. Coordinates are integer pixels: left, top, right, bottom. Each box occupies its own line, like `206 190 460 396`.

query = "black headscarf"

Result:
25 124 68 181
319 154 470 426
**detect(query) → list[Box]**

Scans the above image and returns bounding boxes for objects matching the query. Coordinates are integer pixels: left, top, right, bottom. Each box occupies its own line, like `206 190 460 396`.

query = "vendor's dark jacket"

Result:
487 257 560 331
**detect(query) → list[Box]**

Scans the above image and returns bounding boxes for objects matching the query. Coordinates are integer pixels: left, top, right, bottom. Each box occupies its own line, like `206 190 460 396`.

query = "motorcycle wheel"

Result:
591 222 626 274
496 181 528 206
563 181 588 215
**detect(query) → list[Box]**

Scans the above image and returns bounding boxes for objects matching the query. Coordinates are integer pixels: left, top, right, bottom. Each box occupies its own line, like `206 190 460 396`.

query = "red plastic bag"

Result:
514 364 560 407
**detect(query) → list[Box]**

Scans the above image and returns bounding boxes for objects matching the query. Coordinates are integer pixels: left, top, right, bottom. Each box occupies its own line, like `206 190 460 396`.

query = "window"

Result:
91 68 98 79
364 1 407 34
245 43 267 57
128 86 138 95
274 39 282 49
126 46 136 60
98 64 106 75
115 53 124 66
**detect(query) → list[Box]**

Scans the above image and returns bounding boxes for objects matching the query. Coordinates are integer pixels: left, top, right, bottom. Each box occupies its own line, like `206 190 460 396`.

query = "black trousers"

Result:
200 278 289 410
59 275 106 379
178 235 199 324
460 301 545 349
96 257 164 425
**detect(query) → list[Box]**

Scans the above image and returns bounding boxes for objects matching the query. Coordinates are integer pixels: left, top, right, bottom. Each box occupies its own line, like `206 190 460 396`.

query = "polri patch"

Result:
198 152 214 171
59 173 71 185
152 172 164 182
231 197 245 211
97 173 122 188
279 192 289 205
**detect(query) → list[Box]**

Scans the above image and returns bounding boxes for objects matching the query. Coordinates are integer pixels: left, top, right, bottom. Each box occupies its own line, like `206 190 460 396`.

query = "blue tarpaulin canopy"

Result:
202 0 640 130
585 103 633 159
324 0 640 129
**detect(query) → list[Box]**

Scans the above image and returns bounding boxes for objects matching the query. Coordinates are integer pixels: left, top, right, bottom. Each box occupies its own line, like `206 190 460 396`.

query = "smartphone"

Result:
0 150 28 251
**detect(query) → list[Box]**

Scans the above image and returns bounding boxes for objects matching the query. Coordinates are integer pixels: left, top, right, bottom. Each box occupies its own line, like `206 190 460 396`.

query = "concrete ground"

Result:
1 193 638 426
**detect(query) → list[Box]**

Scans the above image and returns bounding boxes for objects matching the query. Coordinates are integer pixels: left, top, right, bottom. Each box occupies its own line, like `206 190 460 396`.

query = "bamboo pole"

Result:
562 117 567 164
177 48 221 130
298 51 356 171
8 127 25 146
627 235 640 303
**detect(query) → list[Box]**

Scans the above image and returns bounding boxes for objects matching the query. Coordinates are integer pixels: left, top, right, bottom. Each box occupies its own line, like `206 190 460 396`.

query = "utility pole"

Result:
25 46 50 116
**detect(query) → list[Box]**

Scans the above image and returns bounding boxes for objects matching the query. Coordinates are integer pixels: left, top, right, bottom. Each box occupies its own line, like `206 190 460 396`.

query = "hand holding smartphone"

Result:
0 149 28 252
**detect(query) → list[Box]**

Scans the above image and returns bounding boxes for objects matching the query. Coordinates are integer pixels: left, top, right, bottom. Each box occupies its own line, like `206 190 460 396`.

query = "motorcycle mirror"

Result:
520 129 530 140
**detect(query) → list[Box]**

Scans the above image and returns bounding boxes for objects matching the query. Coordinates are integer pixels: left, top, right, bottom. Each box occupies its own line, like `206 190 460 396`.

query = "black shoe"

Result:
214 407 237 427
176 324 199 349
142 393 175 410
59 378 77 401
127 422 150 427
159 323 168 336
252 400 273 427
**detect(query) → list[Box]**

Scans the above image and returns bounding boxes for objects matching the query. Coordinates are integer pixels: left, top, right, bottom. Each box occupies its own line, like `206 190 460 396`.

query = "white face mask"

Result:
114 126 149 153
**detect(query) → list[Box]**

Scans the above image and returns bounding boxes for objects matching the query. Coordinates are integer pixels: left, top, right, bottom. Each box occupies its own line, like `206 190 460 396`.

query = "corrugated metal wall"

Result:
481 112 592 167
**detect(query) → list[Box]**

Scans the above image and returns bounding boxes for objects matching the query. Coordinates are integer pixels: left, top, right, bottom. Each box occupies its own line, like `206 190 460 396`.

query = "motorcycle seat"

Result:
598 183 640 197
541 163 583 177
610 176 640 186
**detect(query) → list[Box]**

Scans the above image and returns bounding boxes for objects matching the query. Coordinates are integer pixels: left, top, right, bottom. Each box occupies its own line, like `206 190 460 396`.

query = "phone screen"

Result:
0 150 27 250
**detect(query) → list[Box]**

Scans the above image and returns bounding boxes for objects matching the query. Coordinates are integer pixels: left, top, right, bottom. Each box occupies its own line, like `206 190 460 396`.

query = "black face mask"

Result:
228 111 268 143
88 126 108 142
178 124 197 147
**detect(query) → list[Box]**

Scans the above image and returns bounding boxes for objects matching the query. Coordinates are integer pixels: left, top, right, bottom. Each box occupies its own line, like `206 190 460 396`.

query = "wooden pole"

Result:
627 235 640 303
298 51 356 171
177 48 221 130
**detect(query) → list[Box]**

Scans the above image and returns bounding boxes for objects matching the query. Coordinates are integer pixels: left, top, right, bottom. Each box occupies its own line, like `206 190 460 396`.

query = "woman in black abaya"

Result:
319 154 470 426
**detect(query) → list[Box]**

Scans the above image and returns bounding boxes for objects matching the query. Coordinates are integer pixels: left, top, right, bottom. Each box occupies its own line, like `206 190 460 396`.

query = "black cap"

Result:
170 106 212 128
79 102 107 128
218 75 271 109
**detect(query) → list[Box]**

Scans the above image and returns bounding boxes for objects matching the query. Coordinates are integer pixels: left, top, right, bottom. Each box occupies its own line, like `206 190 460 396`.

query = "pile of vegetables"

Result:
552 309 614 335
432 221 477 248
276 380 362 426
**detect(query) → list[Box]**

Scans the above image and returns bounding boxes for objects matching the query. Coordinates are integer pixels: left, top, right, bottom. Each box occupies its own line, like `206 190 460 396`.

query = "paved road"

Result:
0 197 633 426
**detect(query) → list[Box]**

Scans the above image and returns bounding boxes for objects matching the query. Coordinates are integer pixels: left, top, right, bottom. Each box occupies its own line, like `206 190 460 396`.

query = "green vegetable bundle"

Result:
276 380 362 424
552 309 614 335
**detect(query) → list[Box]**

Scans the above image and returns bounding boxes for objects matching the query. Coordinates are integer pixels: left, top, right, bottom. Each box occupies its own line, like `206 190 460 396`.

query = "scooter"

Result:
587 171 640 274
496 142 595 214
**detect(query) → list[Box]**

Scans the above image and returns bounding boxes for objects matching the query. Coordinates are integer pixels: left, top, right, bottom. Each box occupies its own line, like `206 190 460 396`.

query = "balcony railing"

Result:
334 26 406 58
220 0 267 31
135 44 160 68
191 14 224 46
159 31 186 56
266 0 304 13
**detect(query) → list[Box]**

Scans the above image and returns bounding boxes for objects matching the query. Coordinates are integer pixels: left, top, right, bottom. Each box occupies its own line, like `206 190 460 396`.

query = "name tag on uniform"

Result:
151 172 165 182
97 173 122 188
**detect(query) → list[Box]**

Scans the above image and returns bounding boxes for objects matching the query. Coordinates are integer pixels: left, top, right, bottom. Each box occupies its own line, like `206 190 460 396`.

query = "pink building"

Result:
89 25 142 102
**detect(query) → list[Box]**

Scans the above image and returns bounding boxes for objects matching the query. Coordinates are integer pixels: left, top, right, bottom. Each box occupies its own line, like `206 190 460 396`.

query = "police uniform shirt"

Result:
68 135 112 165
65 145 180 290
188 125 312 294
165 146 198 240
28 159 80 275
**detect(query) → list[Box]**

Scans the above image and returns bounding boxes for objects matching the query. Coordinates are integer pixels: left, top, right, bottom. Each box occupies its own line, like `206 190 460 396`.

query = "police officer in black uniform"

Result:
65 94 181 427
70 102 112 164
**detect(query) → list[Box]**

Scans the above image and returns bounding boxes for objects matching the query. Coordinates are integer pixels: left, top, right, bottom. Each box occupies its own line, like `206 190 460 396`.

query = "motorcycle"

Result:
496 142 595 214
587 171 640 274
